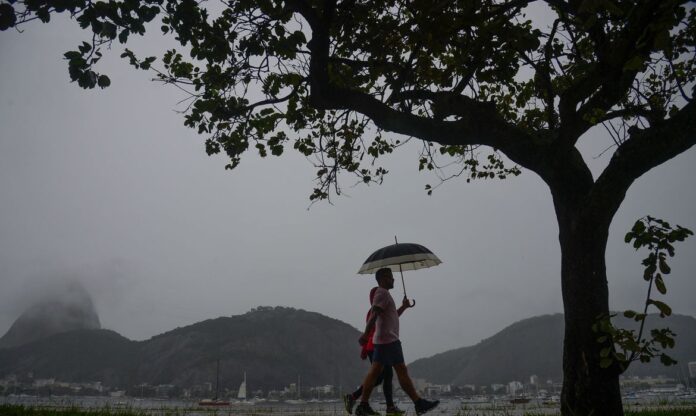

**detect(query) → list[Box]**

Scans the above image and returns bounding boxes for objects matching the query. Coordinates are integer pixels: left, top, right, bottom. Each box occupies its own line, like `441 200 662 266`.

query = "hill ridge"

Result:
409 312 696 385
0 306 365 391
1 308 693 390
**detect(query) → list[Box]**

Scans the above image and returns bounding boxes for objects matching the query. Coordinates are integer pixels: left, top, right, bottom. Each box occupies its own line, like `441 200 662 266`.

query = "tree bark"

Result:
554 193 623 416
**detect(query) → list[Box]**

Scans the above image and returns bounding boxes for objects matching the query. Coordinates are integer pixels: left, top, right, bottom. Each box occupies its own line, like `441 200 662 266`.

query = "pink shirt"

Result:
372 287 399 344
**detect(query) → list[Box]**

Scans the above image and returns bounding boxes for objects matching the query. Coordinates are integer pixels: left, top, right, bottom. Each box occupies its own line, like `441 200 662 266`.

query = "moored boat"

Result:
509 396 531 404
198 398 230 406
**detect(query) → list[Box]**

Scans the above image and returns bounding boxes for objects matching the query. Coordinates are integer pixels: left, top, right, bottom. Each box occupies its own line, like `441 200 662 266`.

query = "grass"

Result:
0 405 150 416
0 405 202 416
453 408 696 416
624 411 696 416
2 404 696 416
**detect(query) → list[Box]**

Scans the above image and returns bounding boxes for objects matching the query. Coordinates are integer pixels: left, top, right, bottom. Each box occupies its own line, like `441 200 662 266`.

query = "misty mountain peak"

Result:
0 280 101 349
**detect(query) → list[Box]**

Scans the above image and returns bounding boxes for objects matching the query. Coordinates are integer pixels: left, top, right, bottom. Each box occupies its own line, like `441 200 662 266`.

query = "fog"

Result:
1 13 695 361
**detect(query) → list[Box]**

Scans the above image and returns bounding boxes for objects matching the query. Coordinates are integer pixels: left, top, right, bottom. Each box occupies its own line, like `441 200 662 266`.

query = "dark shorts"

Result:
372 340 404 366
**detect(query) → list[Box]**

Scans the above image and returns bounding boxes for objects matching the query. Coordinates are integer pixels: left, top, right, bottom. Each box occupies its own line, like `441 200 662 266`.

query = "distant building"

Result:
267 390 282 400
33 378 55 387
508 381 523 395
310 385 334 395
83 381 103 392
156 384 175 398
688 361 696 378
530 375 539 385
490 383 506 393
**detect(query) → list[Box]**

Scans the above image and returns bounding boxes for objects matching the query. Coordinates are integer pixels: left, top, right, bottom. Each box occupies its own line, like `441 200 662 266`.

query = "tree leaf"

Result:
659 354 677 366
658 258 671 274
654 275 667 295
0 3 17 31
97 75 111 88
649 299 672 317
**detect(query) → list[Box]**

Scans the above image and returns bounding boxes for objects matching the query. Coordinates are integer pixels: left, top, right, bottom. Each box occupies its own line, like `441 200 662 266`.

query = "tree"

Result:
2 1 695 414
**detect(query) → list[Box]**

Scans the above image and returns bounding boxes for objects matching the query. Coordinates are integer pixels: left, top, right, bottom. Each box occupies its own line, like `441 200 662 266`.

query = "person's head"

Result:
375 268 394 289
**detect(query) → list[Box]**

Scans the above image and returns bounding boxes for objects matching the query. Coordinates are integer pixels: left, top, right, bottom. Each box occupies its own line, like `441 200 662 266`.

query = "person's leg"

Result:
392 363 420 402
359 361 384 403
373 366 385 388
344 352 373 414
345 369 383 414
381 365 394 407
390 343 439 416
344 384 362 414
350 385 363 400
354 362 384 416
383 365 405 416
356 351 378 398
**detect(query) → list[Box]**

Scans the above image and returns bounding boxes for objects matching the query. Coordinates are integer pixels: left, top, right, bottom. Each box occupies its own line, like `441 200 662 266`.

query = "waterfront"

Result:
2 394 696 416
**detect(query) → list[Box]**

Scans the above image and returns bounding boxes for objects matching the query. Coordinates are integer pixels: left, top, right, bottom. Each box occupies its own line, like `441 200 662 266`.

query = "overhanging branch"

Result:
320 84 556 179
590 100 696 221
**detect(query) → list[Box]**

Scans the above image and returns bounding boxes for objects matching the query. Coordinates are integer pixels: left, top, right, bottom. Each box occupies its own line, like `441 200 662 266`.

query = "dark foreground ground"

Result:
2 403 696 416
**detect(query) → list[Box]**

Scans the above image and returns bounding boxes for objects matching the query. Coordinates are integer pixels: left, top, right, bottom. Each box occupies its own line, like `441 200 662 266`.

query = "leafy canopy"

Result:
1 0 695 200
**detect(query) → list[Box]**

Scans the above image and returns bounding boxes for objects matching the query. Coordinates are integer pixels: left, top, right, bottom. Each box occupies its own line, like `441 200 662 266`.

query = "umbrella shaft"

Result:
399 264 407 298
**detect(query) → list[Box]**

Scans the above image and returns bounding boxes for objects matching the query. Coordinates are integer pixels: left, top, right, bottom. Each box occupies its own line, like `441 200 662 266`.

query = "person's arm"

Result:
397 296 413 316
359 306 382 345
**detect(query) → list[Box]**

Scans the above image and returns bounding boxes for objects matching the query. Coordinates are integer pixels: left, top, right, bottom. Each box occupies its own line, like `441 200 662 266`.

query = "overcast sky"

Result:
1 12 695 361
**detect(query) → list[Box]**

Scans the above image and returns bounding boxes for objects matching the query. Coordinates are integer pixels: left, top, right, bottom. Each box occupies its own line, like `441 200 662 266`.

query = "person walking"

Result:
354 268 439 416
344 287 403 416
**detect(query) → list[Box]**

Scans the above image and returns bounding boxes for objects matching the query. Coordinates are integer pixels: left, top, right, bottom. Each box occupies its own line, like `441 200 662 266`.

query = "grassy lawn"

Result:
514 410 696 416
0 405 151 416
0 405 145 416
2 404 696 416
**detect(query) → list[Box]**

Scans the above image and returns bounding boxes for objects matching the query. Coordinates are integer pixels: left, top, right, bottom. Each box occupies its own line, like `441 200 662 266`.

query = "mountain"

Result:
0 329 135 387
409 313 696 386
0 282 101 349
409 313 564 386
0 306 367 391
3 308 692 391
131 306 365 390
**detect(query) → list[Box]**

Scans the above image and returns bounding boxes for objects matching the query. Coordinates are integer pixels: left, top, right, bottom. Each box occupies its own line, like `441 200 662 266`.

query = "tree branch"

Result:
284 0 321 31
589 100 696 222
557 1 678 145
319 84 557 180
245 87 300 113
289 0 562 181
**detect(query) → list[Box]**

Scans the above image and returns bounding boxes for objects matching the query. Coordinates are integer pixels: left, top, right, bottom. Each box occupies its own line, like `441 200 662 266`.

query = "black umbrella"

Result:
357 237 442 306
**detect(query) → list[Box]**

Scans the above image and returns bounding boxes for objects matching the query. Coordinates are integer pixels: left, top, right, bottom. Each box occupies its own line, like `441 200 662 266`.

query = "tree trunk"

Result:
555 199 624 416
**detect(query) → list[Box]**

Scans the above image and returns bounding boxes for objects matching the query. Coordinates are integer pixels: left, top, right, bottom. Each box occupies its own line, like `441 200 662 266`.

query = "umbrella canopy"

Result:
357 242 442 274
357 241 441 305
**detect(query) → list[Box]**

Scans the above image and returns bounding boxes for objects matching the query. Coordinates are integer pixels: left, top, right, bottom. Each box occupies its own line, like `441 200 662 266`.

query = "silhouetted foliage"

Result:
593 217 693 372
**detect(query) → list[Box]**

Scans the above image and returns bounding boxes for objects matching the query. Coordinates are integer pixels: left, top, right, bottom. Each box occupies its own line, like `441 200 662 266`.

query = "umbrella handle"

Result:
397 262 415 307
